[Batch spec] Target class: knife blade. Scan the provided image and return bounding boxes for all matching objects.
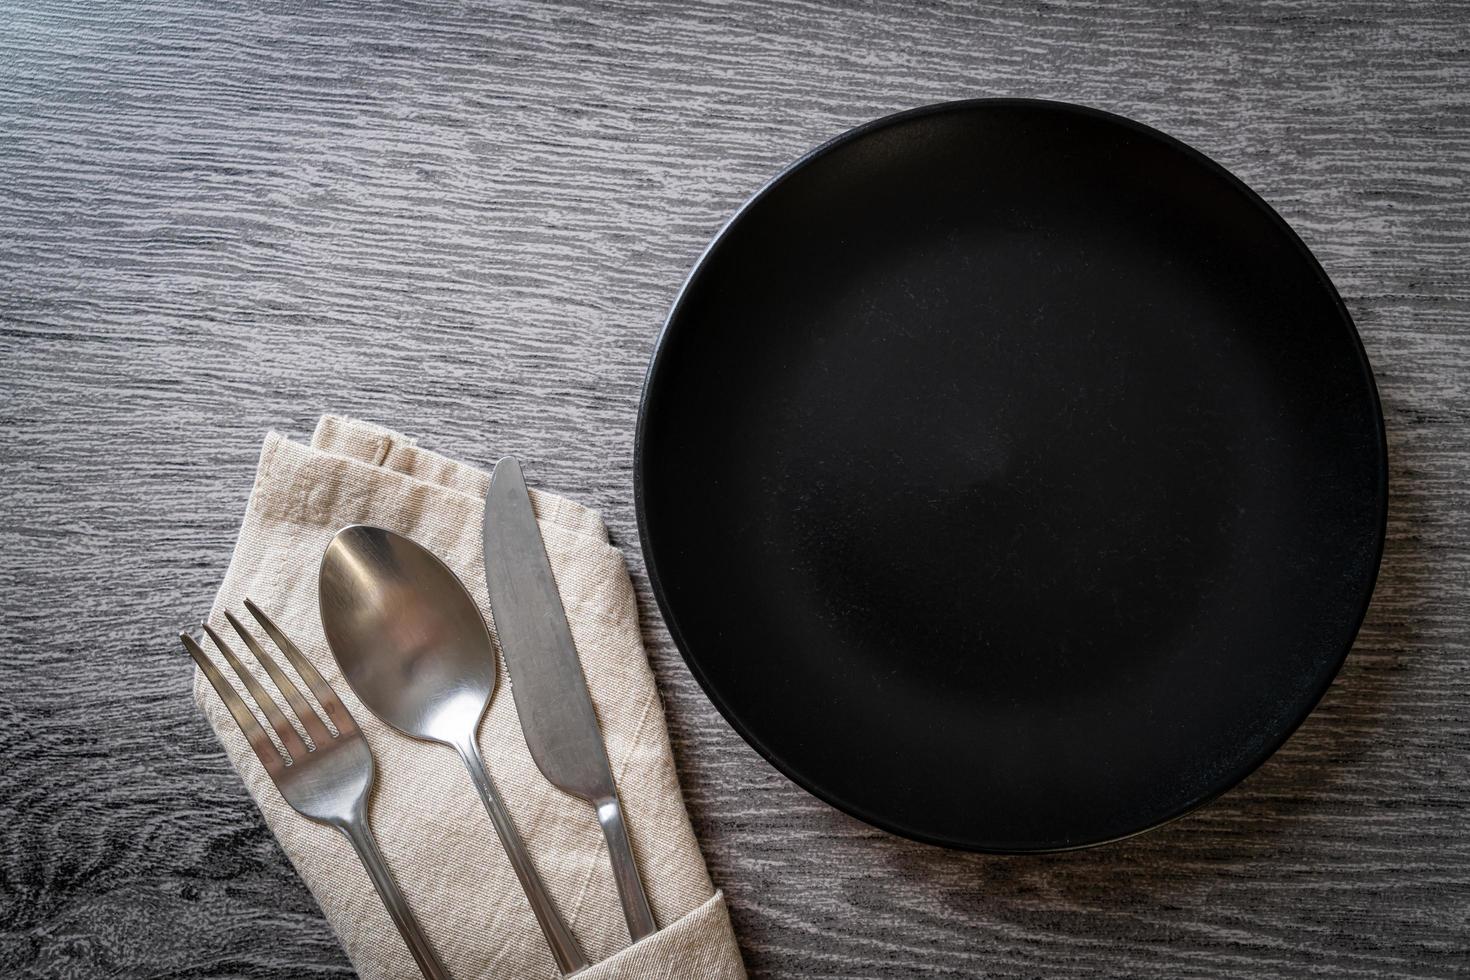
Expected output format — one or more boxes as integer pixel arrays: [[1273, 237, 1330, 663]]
[[482, 456, 657, 943]]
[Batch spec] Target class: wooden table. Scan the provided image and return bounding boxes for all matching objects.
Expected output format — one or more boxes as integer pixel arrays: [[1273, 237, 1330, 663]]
[[3, 2, 1467, 977]]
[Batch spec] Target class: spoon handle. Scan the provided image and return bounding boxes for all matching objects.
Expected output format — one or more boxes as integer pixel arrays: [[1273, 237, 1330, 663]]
[[455, 737, 589, 975]]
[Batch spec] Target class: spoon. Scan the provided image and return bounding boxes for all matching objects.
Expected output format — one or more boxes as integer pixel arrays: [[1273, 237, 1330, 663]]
[[318, 524, 588, 976]]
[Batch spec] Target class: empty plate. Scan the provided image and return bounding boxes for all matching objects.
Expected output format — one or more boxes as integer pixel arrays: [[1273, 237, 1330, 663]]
[[635, 99, 1386, 851]]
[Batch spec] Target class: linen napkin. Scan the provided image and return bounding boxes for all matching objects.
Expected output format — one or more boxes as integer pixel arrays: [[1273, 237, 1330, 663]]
[[191, 416, 746, 979]]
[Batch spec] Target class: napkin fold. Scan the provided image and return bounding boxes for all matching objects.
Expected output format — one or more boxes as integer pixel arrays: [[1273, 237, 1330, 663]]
[[191, 416, 745, 979]]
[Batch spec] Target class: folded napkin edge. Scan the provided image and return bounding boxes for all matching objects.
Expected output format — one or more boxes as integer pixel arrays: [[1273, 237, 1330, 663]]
[[304, 415, 612, 545], [574, 889, 746, 980], [258, 428, 614, 551]]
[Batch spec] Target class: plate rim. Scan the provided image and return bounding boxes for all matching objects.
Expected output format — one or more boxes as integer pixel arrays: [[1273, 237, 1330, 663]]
[[633, 97, 1389, 852]]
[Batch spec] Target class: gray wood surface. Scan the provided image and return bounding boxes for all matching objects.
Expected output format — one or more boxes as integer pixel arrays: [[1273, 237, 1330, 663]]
[[3, 1, 1467, 977]]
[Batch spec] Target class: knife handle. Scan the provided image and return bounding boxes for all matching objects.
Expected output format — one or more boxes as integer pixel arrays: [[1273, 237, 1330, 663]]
[[595, 794, 657, 942]]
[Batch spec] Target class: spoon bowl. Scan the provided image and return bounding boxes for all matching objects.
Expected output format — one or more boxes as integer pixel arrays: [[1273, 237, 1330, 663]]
[[319, 525, 495, 747]]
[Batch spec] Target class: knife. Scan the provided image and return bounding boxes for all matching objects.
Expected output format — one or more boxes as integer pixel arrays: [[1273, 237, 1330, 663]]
[[482, 456, 658, 944]]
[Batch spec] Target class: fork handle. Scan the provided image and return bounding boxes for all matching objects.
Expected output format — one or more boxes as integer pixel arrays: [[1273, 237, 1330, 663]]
[[339, 815, 452, 980]]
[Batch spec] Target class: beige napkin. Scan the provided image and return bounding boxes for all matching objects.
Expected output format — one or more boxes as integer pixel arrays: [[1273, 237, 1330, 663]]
[[191, 416, 746, 980]]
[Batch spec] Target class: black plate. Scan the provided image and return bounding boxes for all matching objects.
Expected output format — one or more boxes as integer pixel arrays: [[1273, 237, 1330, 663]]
[[635, 100, 1387, 852]]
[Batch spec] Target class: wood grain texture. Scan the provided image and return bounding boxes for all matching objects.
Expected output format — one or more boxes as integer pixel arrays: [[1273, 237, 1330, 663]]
[[2, 0, 1467, 977]]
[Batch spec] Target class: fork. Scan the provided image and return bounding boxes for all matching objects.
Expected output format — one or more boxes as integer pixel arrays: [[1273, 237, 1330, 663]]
[[182, 599, 451, 980]]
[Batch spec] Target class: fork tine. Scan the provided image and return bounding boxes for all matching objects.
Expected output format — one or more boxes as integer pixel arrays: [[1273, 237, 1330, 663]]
[[224, 610, 337, 745], [242, 599, 357, 738], [181, 632, 288, 775], [203, 623, 310, 761]]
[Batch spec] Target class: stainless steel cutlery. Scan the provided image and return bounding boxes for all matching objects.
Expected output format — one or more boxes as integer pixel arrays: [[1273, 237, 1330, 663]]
[[483, 456, 657, 942], [318, 524, 590, 976], [181, 601, 451, 980], [185, 463, 651, 974]]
